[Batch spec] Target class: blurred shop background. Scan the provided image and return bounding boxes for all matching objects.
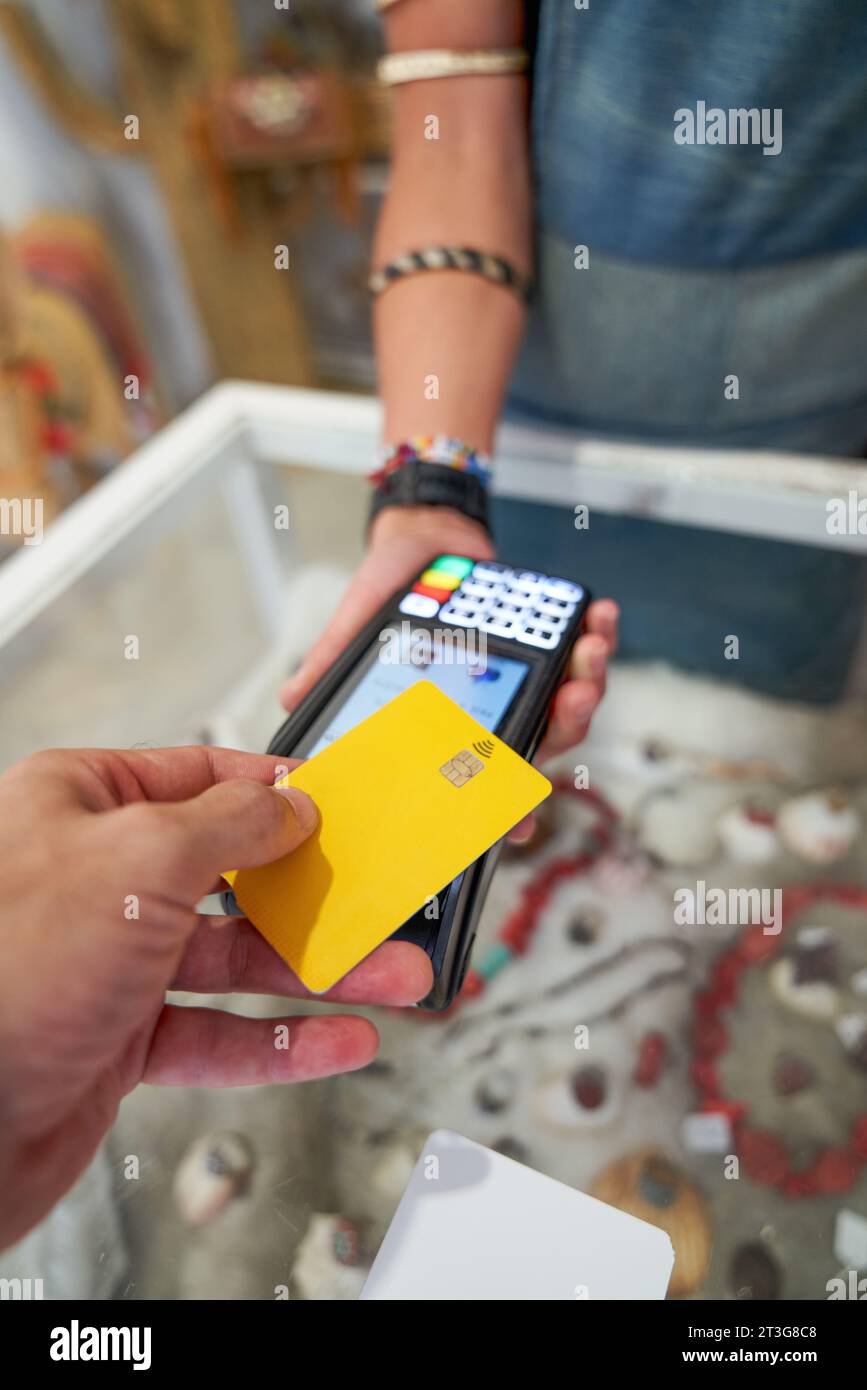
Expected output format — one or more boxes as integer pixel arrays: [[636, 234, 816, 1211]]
[[0, 0, 383, 538], [1, 0, 867, 1306]]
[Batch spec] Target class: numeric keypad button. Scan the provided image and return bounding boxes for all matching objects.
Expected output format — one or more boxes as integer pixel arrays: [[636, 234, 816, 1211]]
[[399, 592, 440, 618], [472, 562, 514, 584], [516, 620, 561, 650], [504, 583, 539, 606], [514, 571, 546, 592], [541, 578, 584, 603], [439, 600, 491, 627], [461, 578, 506, 602], [535, 596, 577, 620], [481, 614, 521, 638], [526, 608, 568, 631]]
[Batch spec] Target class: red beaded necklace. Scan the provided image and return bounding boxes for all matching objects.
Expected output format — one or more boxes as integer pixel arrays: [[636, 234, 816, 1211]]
[[691, 882, 867, 1198], [460, 780, 619, 1002], [429, 785, 867, 1191]]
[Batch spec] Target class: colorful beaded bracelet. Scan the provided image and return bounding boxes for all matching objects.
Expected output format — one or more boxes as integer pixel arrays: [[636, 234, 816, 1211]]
[[369, 435, 492, 488]]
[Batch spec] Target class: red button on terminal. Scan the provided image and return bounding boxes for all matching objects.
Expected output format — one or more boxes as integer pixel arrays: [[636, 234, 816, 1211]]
[[413, 582, 454, 604]]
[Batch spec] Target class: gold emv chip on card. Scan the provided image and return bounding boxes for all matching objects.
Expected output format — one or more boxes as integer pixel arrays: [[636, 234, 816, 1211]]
[[439, 749, 485, 787]]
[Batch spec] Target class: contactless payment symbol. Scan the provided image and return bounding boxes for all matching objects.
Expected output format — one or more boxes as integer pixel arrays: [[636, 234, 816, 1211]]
[[473, 738, 495, 759], [440, 748, 486, 788]]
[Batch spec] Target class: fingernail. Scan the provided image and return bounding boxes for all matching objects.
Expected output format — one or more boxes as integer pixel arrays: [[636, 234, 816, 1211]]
[[274, 785, 319, 833]]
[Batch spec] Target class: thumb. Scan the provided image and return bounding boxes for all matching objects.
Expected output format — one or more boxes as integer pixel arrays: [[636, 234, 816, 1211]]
[[125, 779, 319, 904]]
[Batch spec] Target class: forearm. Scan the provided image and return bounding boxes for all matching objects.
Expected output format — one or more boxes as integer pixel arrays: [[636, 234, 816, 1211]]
[[282, 7, 617, 720], [374, 0, 531, 452]]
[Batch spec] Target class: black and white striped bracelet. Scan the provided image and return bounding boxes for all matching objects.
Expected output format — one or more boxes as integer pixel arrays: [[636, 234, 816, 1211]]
[[369, 247, 533, 306]]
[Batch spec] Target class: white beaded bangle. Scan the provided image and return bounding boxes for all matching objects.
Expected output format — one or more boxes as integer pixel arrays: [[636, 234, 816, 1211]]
[[377, 48, 528, 86]]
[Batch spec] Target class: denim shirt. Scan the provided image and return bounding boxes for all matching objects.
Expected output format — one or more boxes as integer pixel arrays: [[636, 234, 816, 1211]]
[[511, 0, 867, 456], [499, 1, 867, 701]]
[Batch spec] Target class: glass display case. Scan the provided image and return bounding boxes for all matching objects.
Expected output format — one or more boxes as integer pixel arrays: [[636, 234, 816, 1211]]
[[1, 382, 866, 1301]]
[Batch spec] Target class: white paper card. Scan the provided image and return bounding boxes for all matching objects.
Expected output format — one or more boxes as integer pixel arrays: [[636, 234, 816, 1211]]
[[360, 1130, 675, 1301]]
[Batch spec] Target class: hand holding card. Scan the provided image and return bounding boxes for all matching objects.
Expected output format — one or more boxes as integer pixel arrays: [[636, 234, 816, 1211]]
[[225, 681, 551, 994]]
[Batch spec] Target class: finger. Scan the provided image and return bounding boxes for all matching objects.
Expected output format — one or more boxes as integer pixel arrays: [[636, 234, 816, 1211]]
[[536, 678, 601, 762], [172, 920, 433, 1005], [568, 631, 609, 689], [98, 747, 304, 804], [585, 598, 620, 655], [116, 779, 318, 902], [537, 629, 610, 766], [143, 1005, 380, 1085], [506, 813, 536, 844]]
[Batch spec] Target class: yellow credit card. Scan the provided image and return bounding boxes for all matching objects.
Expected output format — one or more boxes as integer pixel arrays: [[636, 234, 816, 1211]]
[[225, 680, 551, 994]]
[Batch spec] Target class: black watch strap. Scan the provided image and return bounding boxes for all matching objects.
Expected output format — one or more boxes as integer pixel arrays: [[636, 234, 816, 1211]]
[[368, 459, 491, 533]]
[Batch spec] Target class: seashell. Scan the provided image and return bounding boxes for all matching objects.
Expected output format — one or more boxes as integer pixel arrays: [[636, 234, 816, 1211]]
[[851, 967, 867, 999], [173, 1131, 254, 1227], [474, 1068, 517, 1114], [833, 1208, 867, 1271], [835, 1013, 867, 1073], [608, 738, 693, 783], [571, 1066, 607, 1110], [292, 1214, 366, 1301], [716, 803, 779, 864], [491, 1135, 530, 1165], [590, 1150, 713, 1298], [565, 907, 604, 946], [534, 1065, 619, 1132], [729, 1242, 782, 1300], [792, 926, 838, 984], [370, 1143, 418, 1206], [639, 792, 719, 868], [768, 957, 839, 1022], [777, 789, 859, 865]]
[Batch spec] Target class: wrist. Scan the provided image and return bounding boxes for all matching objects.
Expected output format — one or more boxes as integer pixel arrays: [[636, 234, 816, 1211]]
[[369, 504, 494, 558], [369, 454, 492, 538]]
